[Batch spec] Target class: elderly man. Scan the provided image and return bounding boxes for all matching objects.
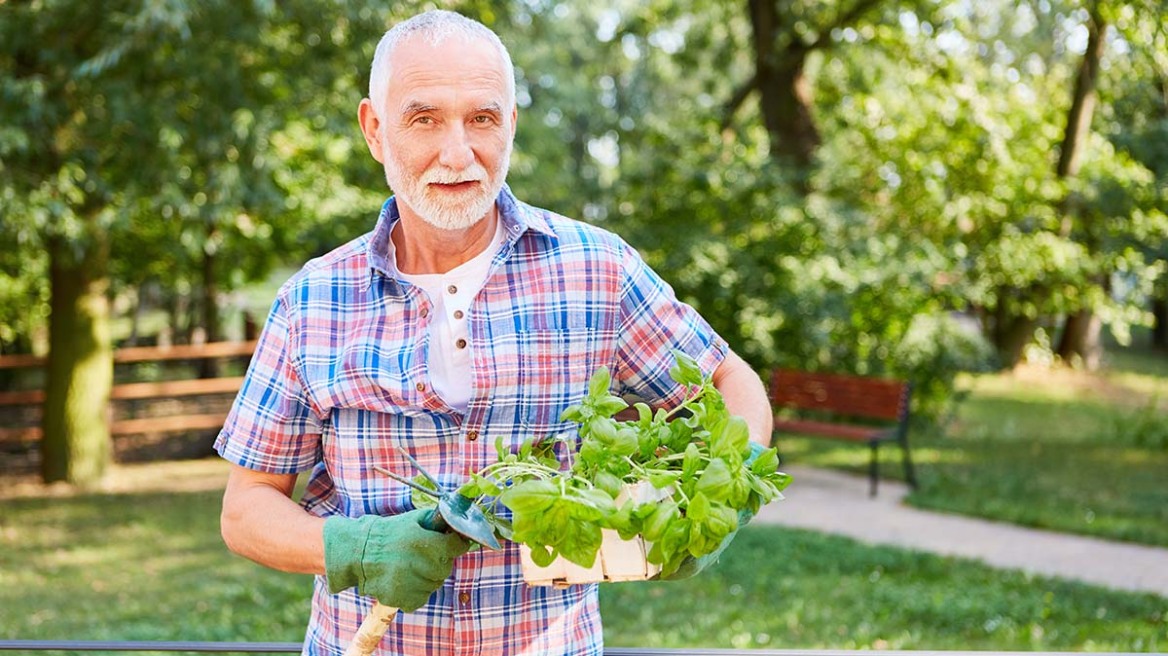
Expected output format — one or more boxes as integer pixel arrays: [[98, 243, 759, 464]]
[[216, 9, 772, 656]]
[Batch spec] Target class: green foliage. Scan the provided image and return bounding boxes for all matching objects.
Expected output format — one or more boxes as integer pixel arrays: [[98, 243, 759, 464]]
[[462, 352, 789, 576], [2, 0, 1166, 428], [891, 313, 999, 419]]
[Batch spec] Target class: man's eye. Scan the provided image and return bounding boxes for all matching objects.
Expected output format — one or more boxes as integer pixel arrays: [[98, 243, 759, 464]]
[[473, 115, 492, 124], [416, 116, 433, 125]]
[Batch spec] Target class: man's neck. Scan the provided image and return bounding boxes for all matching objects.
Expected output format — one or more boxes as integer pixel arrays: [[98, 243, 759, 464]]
[[391, 206, 499, 275]]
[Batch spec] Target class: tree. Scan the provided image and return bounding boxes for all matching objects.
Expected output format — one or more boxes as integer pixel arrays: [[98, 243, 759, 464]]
[[724, 0, 937, 176], [0, 0, 392, 485], [1053, 1, 1108, 368]]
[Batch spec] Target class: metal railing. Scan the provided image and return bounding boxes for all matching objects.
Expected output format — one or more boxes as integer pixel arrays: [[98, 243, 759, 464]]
[[0, 644, 1153, 656]]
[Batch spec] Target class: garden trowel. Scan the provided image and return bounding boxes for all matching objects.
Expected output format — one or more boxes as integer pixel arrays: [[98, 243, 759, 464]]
[[344, 447, 500, 656]]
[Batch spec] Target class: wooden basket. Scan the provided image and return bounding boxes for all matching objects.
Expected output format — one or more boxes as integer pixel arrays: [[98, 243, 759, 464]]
[[520, 482, 672, 587]]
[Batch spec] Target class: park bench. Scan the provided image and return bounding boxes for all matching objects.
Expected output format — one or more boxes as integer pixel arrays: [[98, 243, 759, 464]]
[[769, 368, 917, 497]]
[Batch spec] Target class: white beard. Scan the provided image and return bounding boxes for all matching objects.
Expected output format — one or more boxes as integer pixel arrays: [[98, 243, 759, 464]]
[[383, 139, 512, 231]]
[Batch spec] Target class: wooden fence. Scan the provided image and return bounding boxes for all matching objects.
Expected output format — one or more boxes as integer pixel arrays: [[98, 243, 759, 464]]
[[0, 341, 256, 447]]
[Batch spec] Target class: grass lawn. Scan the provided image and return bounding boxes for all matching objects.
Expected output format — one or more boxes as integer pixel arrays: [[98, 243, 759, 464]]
[[780, 346, 1168, 547], [1, 460, 1165, 653]]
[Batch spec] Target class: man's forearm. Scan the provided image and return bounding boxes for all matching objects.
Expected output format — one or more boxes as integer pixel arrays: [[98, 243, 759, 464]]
[[712, 350, 774, 446], [221, 464, 327, 575]]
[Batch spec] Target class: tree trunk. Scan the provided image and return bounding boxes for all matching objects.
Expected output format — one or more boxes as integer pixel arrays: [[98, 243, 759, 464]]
[[41, 228, 113, 487], [748, 0, 820, 170], [1054, 6, 1108, 366], [198, 224, 221, 378], [1056, 7, 1106, 183], [990, 307, 1037, 369], [1056, 310, 1103, 368], [1152, 294, 1167, 350]]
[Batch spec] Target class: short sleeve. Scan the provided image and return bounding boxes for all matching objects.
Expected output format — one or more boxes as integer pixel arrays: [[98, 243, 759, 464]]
[[614, 242, 728, 407], [215, 295, 324, 474]]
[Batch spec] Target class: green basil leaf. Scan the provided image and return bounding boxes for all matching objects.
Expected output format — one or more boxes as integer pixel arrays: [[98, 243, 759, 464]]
[[559, 404, 585, 423], [750, 446, 780, 476], [695, 458, 733, 502], [637, 425, 660, 459], [593, 395, 629, 417], [499, 478, 559, 514], [587, 366, 612, 398], [720, 416, 751, 460], [577, 439, 608, 470], [668, 350, 704, 387], [635, 402, 652, 426], [558, 521, 603, 568], [682, 442, 702, 480], [612, 427, 639, 457], [587, 416, 619, 444], [576, 487, 618, 515], [708, 503, 739, 536], [593, 471, 624, 498], [648, 471, 681, 489], [642, 499, 678, 542], [665, 420, 693, 453], [606, 500, 635, 535], [529, 545, 557, 568], [687, 491, 711, 522]]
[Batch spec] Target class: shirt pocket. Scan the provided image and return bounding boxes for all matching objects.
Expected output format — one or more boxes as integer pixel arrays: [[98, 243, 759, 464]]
[[518, 327, 613, 435]]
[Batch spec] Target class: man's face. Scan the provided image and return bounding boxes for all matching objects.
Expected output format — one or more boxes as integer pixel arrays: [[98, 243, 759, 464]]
[[366, 34, 515, 231]]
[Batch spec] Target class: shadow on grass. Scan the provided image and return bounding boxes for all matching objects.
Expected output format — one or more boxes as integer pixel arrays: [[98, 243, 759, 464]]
[[600, 525, 1168, 651]]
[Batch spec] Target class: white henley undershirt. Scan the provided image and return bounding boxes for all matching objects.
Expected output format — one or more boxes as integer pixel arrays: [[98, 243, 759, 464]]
[[390, 218, 505, 414]]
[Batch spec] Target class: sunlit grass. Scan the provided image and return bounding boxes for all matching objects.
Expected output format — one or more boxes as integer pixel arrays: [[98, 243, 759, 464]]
[[602, 527, 1167, 651], [781, 346, 1168, 547], [2, 477, 1164, 652], [0, 486, 312, 645]]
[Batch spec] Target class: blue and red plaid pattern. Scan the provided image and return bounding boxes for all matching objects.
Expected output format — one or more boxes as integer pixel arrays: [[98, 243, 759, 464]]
[[215, 186, 728, 656]]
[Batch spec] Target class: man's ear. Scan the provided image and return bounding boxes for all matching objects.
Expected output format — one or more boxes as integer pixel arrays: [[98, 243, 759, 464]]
[[510, 105, 518, 140], [358, 98, 385, 164]]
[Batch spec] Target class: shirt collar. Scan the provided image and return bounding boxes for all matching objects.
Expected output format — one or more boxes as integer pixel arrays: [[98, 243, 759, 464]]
[[365, 183, 556, 287]]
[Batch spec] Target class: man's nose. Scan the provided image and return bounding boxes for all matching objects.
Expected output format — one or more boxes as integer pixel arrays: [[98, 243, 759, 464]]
[[438, 124, 475, 171]]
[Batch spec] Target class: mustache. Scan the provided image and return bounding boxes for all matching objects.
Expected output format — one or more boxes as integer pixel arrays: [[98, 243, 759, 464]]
[[422, 165, 488, 185]]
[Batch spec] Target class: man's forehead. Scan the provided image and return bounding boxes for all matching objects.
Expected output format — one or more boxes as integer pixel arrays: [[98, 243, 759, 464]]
[[388, 32, 506, 86]]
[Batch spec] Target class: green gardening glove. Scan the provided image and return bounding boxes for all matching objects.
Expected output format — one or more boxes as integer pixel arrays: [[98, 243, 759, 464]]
[[323, 509, 471, 612], [656, 442, 768, 581]]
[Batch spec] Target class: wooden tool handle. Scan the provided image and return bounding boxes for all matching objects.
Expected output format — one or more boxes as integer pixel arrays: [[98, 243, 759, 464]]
[[343, 601, 399, 656]]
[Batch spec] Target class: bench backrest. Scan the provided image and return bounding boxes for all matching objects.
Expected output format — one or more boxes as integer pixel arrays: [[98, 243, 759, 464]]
[[769, 369, 910, 422]]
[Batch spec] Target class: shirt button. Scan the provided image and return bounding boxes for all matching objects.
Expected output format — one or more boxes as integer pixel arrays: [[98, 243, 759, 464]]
[[453, 310, 464, 320], [466, 430, 479, 442], [416, 382, 426, 392], [458, 592, 470, 605], [455, 338, 467, 349], [447, 285, 458, 294], [420, 307, 429, 318]]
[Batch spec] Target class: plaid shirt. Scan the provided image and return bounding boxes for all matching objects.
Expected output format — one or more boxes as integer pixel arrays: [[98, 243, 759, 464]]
[[215, 186, 727, 656]]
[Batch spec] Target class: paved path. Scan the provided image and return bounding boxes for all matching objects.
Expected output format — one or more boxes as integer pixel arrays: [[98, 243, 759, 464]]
[[752, 465, 1168, 598]]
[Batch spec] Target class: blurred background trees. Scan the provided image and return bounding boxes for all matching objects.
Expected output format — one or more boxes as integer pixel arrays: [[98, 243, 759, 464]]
[[2, 0, 1165, 485]]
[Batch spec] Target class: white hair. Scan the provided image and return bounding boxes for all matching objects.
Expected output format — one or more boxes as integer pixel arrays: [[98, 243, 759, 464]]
[[368, 10, 516, 120]]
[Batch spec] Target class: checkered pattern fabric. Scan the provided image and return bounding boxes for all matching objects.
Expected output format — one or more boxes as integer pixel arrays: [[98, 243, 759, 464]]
[[215, 186, 728, 656]]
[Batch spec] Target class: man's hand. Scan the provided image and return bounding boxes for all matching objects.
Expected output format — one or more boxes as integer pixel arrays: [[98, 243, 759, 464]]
[[323, 509, 471, 611]]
